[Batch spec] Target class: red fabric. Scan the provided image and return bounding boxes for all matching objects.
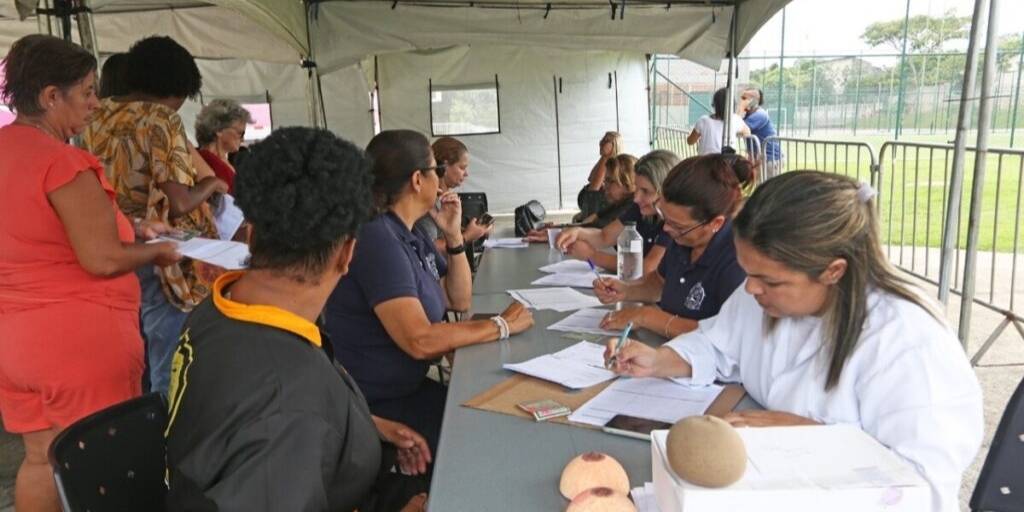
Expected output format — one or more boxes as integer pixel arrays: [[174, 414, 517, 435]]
[[0, 125, 144, 432], [198, 148, 235, 194], [0, 125, 138, 310]]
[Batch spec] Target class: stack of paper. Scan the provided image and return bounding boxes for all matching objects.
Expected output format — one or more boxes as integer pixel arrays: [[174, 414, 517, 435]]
[[539, 259, 594, 274], [547, 308, 621, 336], [509, 287, 602, 312], [534, 258, 612, 288], [483, 237, 529, 249], [568, 378, 724, 427], [502, 341, 617, 389], [157, 237, 251, 270]]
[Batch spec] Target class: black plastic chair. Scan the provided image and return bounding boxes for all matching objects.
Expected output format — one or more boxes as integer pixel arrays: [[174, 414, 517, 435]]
[[48, 393, 169, 512], [970, 374, 1024, 512], [458, 192, 489, 273]]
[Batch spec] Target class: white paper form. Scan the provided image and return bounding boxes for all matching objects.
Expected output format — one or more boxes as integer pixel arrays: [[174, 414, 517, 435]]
[[547, 308, 621, 336], [509, 287, 603, 312], [631, 483, 660, 512], [212, 194, 245, 241], [158, 237, 251, 270], [569, 378, 723, 427], [483, 237, 529, 249], [538, 259, 594, 274], [531, 272, 610, 288], [502, 341, 618, 389]]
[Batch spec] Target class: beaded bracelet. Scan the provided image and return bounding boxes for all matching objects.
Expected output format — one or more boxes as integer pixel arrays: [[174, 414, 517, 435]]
[[491, 315, 510, 340]]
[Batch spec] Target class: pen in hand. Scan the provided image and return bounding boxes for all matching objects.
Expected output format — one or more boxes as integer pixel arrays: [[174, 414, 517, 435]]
[[606, 322, 634, 369], [587, 259, 611, 292]]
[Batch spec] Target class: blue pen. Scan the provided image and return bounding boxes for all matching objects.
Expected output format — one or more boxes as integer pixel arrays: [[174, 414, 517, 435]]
[[587, 259, 610, 292], [607, 322, 634, 369]]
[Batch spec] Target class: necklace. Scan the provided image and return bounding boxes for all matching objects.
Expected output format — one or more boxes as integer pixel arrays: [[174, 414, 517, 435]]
[[13, 118, 64, 141]]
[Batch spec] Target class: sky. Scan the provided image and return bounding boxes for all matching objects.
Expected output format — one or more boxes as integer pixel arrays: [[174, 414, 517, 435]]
[[744, 0, 1024, 68]]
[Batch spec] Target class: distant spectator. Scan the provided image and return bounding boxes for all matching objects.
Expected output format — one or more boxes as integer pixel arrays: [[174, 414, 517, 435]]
[[688, 87, 750, 155], [739, 88, 784, 179], [577, 130, 623, 220], [98, 53, 129, 99], [195, 98, 253, 194]]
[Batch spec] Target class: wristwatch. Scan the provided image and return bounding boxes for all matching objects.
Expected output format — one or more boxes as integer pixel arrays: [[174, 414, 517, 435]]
[[446, 242, 467, 255]]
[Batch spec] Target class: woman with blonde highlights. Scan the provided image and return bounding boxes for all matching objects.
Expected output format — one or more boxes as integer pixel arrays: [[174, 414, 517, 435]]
[[606, 171, 982, 512]]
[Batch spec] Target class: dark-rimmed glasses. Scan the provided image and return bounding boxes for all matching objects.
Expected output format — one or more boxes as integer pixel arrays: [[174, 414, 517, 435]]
[[422, 164, 447, 179], [654, 199, 706, 237]]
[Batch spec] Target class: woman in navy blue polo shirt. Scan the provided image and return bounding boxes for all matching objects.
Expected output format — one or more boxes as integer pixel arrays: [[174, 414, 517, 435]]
[[594, 154, 754, 339], [325, 130, 534, 457]]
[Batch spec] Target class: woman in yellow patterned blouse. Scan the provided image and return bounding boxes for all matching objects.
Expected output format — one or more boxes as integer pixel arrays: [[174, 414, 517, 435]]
[[83, 36, 227, 396]]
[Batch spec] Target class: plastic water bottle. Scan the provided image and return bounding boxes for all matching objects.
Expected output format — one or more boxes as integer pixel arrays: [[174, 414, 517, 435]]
[[617, 222, 643, 281]]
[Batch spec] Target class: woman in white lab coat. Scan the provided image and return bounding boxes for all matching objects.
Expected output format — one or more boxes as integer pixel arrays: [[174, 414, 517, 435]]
[[606, 171, 982, 512]]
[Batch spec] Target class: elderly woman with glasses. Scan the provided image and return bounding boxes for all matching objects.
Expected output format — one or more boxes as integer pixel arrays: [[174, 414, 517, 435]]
[[324, 130, 534, 458], [194, 98, 253, 195], [594, 154, 755, 339], [556, 150, 680, 275]]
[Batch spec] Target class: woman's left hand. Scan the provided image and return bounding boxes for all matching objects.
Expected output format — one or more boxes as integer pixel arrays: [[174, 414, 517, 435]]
[[430, 190, 463, 239], [374, 417, 433, 475], [600, 305, 648, 330], [462, 218, 492, 243], [721, 410, 821, 428]]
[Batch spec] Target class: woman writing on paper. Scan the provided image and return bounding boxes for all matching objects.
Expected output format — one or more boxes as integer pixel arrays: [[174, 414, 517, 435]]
[[555, 150, 679, 275], [325, 130, 534, 456], [605, 171, 982, 512], [594, 154, 754, 339]]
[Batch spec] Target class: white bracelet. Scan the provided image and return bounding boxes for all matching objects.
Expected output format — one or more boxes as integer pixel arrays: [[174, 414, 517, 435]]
[[664, 315, 678, 337], [491, 315, 509, 340]]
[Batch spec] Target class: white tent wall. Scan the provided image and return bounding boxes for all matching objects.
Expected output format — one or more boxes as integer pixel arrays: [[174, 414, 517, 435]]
[[375, 45, 650, 213], [321, 64, 375, 147]]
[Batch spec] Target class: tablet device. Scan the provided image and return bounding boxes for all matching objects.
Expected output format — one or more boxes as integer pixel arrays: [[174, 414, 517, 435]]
[[601, 414, 672, 441]]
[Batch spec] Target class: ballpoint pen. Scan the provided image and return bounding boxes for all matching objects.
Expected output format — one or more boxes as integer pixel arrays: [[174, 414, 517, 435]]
[[587, 258, 611, 292], [606, 322, 634, 369]]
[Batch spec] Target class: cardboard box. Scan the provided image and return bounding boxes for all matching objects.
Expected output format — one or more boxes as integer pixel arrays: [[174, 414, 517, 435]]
[[651, 424, 931, 512]]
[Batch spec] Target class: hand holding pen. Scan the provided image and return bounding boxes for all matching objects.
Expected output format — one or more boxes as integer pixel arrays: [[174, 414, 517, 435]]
[[606, 322, 633, 369], [604, 328, 660, 378]]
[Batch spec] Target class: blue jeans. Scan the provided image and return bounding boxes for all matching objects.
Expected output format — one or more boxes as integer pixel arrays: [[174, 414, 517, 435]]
[[136, 266, 188, 396]]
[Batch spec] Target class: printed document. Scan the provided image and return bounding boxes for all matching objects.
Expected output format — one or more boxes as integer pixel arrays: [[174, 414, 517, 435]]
[[531, 272, 608, 289], [157, 237, 250, 270], [503, 341, 617, 389], [569, 378, 723, 426], [547, 308, 621, 336], [483, 237, 529, 249], [509, 287, 603, 312], [539, 259, 594, 274]]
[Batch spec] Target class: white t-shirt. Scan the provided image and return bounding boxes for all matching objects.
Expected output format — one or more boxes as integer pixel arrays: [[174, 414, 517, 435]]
[[692, 114, 748, 155], [668, 286, 983, 512]]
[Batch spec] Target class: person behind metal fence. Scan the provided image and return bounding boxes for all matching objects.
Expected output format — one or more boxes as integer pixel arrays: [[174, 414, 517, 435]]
[[688, 87, 751, 155], [0, 34, 180, 512], [165, 127, 431, 512], [324, 129, 534, 458], [605, 171, 982, 512], [82, 35, 229, 397], [556, 150, 681, 275], [593, 154, 754, 339], [739, 88, 784, 179]]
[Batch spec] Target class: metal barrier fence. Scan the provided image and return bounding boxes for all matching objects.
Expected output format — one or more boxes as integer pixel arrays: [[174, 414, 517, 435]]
[[652, 126, 697, 160], [653, 128, 1024, 364], [878, 142, 1024, 364]]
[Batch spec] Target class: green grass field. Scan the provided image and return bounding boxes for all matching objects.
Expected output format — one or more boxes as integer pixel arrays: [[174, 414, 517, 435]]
[[775, 132, 1024, 253]]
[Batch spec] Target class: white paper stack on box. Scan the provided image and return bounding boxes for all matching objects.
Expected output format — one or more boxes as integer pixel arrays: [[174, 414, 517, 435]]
[[650, 424, 930, 512]]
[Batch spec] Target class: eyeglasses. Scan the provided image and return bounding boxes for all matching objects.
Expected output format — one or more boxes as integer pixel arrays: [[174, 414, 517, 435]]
[[229, 126, 246, 139], [422, 164, 447, 179], [654, 200, 707, 237]]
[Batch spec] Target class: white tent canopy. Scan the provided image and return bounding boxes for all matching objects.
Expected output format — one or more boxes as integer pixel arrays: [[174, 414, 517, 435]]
[[3, 0, 792, 211]]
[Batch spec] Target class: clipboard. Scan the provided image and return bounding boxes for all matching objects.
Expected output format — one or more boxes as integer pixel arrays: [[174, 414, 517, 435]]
[[463, 373, 747, 428]]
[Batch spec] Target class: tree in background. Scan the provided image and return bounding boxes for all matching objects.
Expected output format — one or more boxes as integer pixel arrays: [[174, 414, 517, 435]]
[[861, 10, 970, 86]]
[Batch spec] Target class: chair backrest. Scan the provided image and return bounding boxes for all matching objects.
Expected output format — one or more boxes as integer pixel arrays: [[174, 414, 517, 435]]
[[48, 393, 169, 512], [458, 192, 489, 229], [970, 374, 1024, 512]]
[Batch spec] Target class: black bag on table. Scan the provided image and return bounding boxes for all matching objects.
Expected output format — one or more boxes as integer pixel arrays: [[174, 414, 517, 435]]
[[514, 200, 547, 237]]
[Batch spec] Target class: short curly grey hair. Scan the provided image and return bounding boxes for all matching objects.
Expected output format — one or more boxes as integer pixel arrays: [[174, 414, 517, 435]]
[[195, 98, 253, 146]]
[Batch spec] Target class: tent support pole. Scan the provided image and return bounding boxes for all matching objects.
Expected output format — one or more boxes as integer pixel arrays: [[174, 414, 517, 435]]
[[938, 0, 986, 317], [36, 0, 54, 36], [75, 0, 101, 66], [723, 3, 739, 150], [958, 0, 1001, 347], [304, 1, 326, 128]]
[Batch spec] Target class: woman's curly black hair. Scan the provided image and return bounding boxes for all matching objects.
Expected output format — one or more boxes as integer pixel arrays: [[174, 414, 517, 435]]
[[234, 127, 374, 281], [124, 36, 202, 99]]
